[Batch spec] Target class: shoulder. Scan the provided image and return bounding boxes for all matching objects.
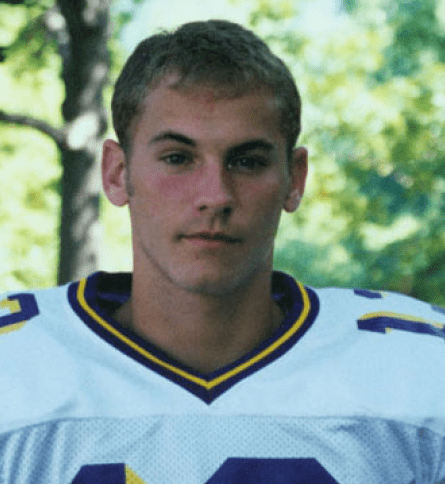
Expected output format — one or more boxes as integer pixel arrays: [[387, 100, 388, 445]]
[[0, 272, 136, 431], [306, 285, 445, 356], [0, 282, 87, 430], [312, 285, 445, 338], [301, 285, 445, 426], [0, 284, 70, 336], [0, 282, 76, 372]]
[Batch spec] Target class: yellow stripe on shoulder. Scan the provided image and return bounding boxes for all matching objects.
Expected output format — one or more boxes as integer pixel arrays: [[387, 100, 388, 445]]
[[360, 311, 444, 329]]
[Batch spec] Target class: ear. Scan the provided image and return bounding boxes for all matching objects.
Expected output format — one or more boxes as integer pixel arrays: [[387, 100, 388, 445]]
[[101, 139, 129, 207], [283, 146, 308, 213]]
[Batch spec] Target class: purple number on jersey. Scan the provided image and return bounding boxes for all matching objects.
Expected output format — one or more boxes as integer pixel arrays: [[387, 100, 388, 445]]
[[72, 464, 126, 483], [72, 459, 338, 483], [0, 293, 39, 330], [207, 458, 338, 483]]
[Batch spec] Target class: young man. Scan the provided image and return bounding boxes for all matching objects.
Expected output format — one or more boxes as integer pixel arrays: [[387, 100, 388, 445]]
[[0, 20, 444, 484]]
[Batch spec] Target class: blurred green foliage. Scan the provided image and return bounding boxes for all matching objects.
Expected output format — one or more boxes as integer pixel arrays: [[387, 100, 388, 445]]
[[0, 0, 130, 290], [255, 0, 445, 304], [0, 0, 444, 306], [0, 1, 62, 290]]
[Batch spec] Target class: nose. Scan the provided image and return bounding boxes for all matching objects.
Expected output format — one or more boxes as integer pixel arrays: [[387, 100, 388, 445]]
[[194, 161, 234, 215]]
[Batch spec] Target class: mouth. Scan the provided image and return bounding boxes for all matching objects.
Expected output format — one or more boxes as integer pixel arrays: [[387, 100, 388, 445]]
[[182, 232, 242, 245]]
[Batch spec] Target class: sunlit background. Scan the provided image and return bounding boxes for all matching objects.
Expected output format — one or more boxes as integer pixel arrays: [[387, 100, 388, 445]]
[[1, 0, 444, 304]]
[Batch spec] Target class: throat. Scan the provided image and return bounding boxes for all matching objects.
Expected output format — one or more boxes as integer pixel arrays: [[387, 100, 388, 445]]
[[112, 297, 285, 374]]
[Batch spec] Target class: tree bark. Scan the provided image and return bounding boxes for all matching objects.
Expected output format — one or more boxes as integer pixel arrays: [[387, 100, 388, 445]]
[[0, 110, 66, 149], [0, 1, 111, 285], [56, 0, 110, 284]]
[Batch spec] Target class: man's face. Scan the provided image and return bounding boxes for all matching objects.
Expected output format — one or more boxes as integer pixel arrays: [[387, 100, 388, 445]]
[[103, 79, 307, 296]]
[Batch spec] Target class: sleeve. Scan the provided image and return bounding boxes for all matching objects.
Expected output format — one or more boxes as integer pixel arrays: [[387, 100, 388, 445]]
[[355, 288, 445, 342], [0, 291, 40, 335]]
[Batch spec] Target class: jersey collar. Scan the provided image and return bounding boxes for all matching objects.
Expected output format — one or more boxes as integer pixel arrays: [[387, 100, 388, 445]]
[[68, 271, 319, 404]]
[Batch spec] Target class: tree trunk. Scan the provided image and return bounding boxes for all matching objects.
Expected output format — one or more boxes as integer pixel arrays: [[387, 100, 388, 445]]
[[56, 0, 110, 285]]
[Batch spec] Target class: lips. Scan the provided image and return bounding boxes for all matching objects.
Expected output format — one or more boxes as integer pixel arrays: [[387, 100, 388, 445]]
[[182, 232, 241, 244]]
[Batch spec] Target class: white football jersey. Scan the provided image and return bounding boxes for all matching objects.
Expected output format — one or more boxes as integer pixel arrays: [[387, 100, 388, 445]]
[[1, 271, 444, 483]]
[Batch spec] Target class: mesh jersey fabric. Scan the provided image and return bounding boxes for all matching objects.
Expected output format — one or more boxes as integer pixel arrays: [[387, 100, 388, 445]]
[[1, 271, 444, 483]]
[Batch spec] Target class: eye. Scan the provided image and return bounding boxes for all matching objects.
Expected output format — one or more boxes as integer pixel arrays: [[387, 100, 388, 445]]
[[162, 153, 190, 166], [227, 156, 268, 171]]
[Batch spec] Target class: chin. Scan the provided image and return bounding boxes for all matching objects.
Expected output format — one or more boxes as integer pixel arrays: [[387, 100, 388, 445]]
[[176, 276, 239, 296], [172, 265, 262, 296]]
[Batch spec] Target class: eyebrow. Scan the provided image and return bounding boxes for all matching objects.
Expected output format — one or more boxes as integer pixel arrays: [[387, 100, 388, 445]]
[[149, 131, 275, 155], [227, 140, 275, 158], [149, 131, 196, 147]]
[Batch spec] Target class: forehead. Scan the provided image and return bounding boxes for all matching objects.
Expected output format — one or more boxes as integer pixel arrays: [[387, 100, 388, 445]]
[[133, 78, 284, 145]]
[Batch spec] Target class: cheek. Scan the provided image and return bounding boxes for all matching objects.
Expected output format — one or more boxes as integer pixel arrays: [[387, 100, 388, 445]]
[[129, 171, 194, 225], [242, 178, 286, 215], [240, 182, 286, 242], [156, 175, 194, 200]]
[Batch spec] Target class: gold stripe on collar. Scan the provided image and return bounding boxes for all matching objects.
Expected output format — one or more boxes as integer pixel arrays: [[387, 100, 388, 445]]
[[76, 278, 311, 390]]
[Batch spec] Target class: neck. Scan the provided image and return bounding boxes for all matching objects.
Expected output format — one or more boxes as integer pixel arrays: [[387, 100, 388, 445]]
[[113, 269, 284, 374]]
